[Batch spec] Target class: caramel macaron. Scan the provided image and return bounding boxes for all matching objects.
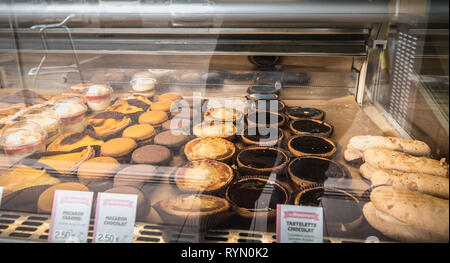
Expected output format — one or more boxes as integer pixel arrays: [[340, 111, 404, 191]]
[[150, 101, 174, 112], [100, 137, 137, 162], [77, 157, 121, 191], [158, 92, 183, 102], [122, 124, 156, 145], [138, 111, 168, 128], [37, 182, 88, 213]]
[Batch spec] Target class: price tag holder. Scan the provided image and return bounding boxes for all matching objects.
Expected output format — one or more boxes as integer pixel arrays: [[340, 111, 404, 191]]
[[276, 204, 323, 243], [0, 186, 3, 208], [92, 192, 138, 243], [48, 190, 94, 243]]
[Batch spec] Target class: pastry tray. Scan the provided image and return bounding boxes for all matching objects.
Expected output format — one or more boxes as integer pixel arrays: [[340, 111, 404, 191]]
[[0, 84, 401, 243]]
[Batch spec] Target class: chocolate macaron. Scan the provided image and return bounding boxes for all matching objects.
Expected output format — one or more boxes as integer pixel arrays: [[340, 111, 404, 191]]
[[131, 144, 172, 165]]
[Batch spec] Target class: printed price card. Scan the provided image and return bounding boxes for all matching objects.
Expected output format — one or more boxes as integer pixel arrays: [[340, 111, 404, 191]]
[[92, 192, 138, 243], [0, 186, 3, 208], [276, 204, 323, 243], [48, 190, 94, 243]]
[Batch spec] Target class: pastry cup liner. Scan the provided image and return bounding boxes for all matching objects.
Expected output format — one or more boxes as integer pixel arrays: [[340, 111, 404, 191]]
[[153, 200, 235, 230], [239, 126, 285, 147], [245, 111, 287, 128], [288, 118, 334, 137], [287, 156, 352, 189], [293, 183, 363, 232], [236, 146, 290, 176], [225, 176, 290, 222], [287, 135, 337, 159]]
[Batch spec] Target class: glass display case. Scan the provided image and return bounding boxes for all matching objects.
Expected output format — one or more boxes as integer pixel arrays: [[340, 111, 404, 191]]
[[0, 0, 448, 243]]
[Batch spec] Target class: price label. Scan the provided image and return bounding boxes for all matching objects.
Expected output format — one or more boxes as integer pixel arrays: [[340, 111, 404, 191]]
[[0, 186, 3, 208], [276, 204, 323, 243], [95, 232, 118, 243], [92, 192, 137, 243], [48, 190, 94, 243]]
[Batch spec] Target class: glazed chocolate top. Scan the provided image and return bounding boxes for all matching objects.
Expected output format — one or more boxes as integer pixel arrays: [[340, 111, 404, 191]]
[[289, 157, 343, 183], [248, 85, 280, 94], [247, 93, 278, 100], [290, 136, 334, 154], [239, 148, 287, 169], [247, 112, 284, 125], [243, 127, 282, 142], [291, 120, 331, 134], [287, 107, 323, 119], [297, 187, 361, 223], [228, 179, 286, 211]]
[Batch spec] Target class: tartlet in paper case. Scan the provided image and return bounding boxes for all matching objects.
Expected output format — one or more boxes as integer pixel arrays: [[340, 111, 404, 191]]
[[287, 156, 352, 188], [153, 194, 234, 230], [294, 184, 363, 233], [236, 146, 289, 176], [225, 176, 290, 221]]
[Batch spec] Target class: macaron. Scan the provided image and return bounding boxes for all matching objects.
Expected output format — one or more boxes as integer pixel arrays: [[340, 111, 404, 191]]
[[37, 182, 88, 213], [122, 124, 156, 145], [154, 130, 189, 149], [131, 144, 172, 165], [77, 157, 121, 191], [114, 164, 158, 188], [138, 111, 168, 128], [100, 137, 137, 163], [158, 92, 183, 102], [150, 101, 174, 112]]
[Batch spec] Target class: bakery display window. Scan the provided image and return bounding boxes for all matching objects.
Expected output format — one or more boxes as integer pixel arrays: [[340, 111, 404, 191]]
[[0, 0, 448, 243]]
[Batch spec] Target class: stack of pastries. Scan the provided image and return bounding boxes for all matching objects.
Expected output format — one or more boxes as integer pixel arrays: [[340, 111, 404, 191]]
[[344, 135, 449, 242]]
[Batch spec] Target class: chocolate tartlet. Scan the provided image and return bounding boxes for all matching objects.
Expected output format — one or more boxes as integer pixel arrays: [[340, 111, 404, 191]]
[[174, 159, 234, 194], [288, 156, 351, 188], [247, 85, 282, 95], [184, 137, 236, 163], [155, 194, 232, 229], [246, 111, 287, 128], [245, 93, 279, 102], [288, 119, 333, 137], [285, 106, 324, 120], [225, 177, 289, 221], [294, 184, 362, 232], [87, 111, 131, 140], [240, 126, 284, 147], [250, 100, 286, 113], [161, 118, 191, 132], [288, 135, 337, 158], [236, 146, 289, 176]]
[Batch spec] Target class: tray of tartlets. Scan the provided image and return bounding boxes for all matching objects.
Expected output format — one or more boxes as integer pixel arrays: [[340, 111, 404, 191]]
[[0, 73, 448, 243]]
